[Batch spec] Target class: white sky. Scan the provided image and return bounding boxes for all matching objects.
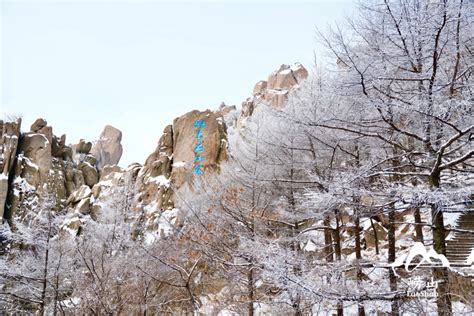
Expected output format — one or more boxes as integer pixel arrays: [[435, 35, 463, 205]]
[[1, 0, 355, 166]]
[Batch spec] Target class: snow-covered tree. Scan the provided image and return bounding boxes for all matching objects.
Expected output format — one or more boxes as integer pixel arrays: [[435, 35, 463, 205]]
[[271, 0, 474, 314], [0, 196, 74, 315]]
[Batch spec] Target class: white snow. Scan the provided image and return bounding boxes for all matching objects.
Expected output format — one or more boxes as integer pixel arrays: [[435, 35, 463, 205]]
[[444, 212, 461, 228], [267, 88, 288, 95], [156, 208, 179, 238], [24, 157, 39, 170], [147, 175, 170, 187], [303, 240, 317, 252], [172, 161, 186, 168], [467, 249, 474, 265], [97, 179, 113, 187], [61, 297, 81, 308], [290, 62, 303, 71], [13, 176, 36, 193], [25, 133, 49, 144], [113, 172, 123, 181], [144, 232, 157, 245]]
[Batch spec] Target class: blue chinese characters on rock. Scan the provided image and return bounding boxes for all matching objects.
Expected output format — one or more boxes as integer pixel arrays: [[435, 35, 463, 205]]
[[194, 119, 206, 175]]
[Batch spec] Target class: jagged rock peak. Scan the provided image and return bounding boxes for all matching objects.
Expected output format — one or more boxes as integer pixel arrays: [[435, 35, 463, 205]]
[[242, 62, 308, 118], [90, 125, 123, 169], [0, 117, 101, 224], [30, 118, 47, 132]]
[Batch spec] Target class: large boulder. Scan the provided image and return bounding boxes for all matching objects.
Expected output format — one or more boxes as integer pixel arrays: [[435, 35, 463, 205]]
[[267, 63, 308, 90], [90, 125, 123, 169], [30, 118, 47, 132], [19, 133, 52, 176], [137, 124, 174, 211], [171, 109, 227, 187], [79, 161, 99, 187], [66, 185, 92, 204], [135, 109, 228, 217], [74, 139, 92, 155]]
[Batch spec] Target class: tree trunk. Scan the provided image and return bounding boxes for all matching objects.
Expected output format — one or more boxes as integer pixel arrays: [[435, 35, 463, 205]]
[[354, 211, 365, 316], [333, 211, 342, 261], [370, 218, 379, 255], [324, 216, 334, 262], [388, 208, 399, 316], [430, 172, 452, 316], [53, 272, 59, 316], [432, 204, 452, 316], [332, 211, 344, 315], [413, 207, 424, 244], [247, 267, 254, 316]]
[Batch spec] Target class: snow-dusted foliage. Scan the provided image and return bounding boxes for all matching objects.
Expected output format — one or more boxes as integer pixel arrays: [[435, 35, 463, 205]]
[[176, 0, 473, 314], [1, 0, 472, 314], [0, 197, 74, 315]]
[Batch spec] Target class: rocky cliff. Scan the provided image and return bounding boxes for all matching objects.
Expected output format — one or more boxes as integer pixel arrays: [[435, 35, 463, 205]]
[[1, 119, 97, 224], [241, 63, 308, 118], [62, 109, 229, 236], [1, 63, 305, 235]]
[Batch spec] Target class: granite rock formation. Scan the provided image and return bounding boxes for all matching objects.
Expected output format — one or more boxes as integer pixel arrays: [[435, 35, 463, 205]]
[[0, 118, 101, 224], [241, 63, 308, 120], [1, 63, 303, 233], [131, 109, 228, 233], [61, 109, 228, 235], [0, 119, 21, 221], [90, 125, 123, 169]]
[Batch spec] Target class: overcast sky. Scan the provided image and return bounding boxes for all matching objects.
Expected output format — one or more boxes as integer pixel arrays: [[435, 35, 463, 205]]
[[1, 0, 355, 166]]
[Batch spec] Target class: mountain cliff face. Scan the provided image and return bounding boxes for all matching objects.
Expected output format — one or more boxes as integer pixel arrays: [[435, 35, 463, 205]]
[[0, 118, 125, 227], [0, 63, 306, 235], [61, 110, 231, 238], [9, 63, 303, 236]]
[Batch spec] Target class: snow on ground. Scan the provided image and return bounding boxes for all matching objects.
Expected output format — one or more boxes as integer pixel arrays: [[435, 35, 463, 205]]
[[12, 176, 36, 196], [147, 175, 170, 187], [156, 208, 180, 238], [444, 212, 462, 228], [173, 161, 186, 168], [143, 205, 181, 243], [467, 249, 474, 266], [60, 297, 81, 309]]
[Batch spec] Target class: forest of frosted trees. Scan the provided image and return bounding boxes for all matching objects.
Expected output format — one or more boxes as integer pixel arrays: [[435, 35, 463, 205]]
[[1, 0, 473, 314]]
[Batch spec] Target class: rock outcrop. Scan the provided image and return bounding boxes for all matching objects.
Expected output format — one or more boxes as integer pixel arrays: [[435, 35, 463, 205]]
[[61, 109, 228, 235], [0, 118, 101, 224], [90, 125, 123, 169], [241, 63, 308, 119], [0, 119, 21, 221], [135, 110, 228, 214], [2, 63, 303, 233]]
